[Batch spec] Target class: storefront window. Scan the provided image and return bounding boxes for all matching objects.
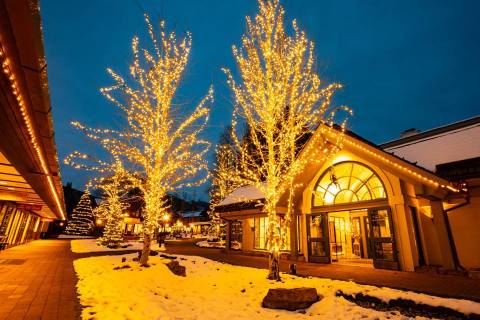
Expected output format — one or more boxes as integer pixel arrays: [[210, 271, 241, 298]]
[[0, 204, 14, 237], [230, 221, 242, 250], [374, 242, 394, 260], [313, 162, 386, 206], [370, 209, 395, 262], [371, 210, 391, 238]]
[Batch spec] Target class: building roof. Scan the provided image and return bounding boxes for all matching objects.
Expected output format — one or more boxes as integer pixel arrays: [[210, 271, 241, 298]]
[[380, 116, 480, 172], [380, 116, 480, 149], [218, 184, 265, 206], [218, 121, 464, 212]]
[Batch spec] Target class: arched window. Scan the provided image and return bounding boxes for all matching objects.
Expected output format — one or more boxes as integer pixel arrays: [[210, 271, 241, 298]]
[[313, 162, 386, 206]]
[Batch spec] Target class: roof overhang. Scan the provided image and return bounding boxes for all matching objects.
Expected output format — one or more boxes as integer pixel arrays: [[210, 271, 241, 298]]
[[0, 0, 65, 219], [293, 124, 463, 197]]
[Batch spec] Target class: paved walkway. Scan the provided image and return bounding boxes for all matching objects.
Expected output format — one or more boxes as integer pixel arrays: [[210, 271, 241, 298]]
[[0, 240, 80, 320], [165, 240, 480, 302], [2, 239, 480, 320]]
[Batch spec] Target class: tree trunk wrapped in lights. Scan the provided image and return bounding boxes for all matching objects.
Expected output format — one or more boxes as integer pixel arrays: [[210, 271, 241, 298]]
[[93, 15, 211, 266], [64, 190, 95, 236], [223, 0, 351, 280]]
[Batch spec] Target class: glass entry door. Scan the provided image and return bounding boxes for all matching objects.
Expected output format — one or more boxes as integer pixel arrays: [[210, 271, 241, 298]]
[[368, 208, 399, 270], [307, 214, 330, 263]]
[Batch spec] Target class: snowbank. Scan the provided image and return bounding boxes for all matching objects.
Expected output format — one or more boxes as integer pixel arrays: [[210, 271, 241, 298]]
[[58, 234, 95, 239], [73, 253, 480, 319], [196, 240, 225, 249], [70, 239, 164, 253], [340, 285, 480, 316]]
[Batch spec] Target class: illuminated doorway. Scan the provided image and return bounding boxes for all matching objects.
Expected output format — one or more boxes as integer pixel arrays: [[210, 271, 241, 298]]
[[328, 210, 373, 267], [309, 162, 399, 270]]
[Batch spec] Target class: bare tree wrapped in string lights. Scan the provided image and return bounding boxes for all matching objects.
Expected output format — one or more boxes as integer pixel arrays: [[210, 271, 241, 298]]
[[66, 15, 212, 266], [223, 0, 351, 280]]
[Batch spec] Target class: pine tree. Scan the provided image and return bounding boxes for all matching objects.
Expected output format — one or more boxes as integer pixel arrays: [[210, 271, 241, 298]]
[[64, 191, 95, 236]]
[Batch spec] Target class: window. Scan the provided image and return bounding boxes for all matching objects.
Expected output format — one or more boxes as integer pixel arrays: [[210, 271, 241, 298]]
[[370, 209, 395, 261], [254, 217, 268, 249], [230, 221, 243, 250], [313, 162, 386, 206], [254, 217, 290, 251]]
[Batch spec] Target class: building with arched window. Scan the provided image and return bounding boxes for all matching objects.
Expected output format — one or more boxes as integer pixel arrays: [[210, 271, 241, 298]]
[[218, 116, 480, 275]]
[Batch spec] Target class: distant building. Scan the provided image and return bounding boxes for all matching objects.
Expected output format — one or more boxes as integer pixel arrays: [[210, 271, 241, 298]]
[[218, 116, 480, 275], [176, 210, 209, 225], [0, 0, 66, 248]]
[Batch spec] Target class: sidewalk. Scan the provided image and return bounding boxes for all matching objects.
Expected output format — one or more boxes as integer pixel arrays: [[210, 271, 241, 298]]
[[0, 240, 80, 320], [165, 240, 480, 302]]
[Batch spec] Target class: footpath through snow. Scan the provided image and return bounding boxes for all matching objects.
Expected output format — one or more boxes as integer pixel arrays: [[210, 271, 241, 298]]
[[71, 240, 480, 320]]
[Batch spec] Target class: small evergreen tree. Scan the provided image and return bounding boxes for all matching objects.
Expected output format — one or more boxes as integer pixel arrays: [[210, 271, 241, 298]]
[[95, 161, 131, 247], [64, 191, 95, 235]]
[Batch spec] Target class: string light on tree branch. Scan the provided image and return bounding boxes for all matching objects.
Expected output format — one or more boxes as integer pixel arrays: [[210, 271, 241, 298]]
[[223, 0, 351, 280], [65, 14, 212, 266]]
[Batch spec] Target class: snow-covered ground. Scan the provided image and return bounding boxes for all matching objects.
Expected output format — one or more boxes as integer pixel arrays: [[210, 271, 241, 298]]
[[58, 234, 96, 239], [73, 253, 480, 320], [196, 240, 226, 249], [71, 239, 164, 253]]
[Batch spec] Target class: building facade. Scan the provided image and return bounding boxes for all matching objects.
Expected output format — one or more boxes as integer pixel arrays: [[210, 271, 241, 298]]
[[219, 117, 480, 275], [0, 0, 65, 248]]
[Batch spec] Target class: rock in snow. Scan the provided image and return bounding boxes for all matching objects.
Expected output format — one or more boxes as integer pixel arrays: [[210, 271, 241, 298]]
[[262, 287, 321, 311], [166, 260, 186, 277]]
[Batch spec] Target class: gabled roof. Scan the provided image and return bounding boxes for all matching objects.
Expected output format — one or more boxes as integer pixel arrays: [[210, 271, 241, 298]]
[[218, 122, 463, 211]]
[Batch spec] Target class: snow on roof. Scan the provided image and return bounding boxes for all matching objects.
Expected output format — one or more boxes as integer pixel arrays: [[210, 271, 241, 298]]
[[219, 184, 265, 206], [178, 211, 204, 218]]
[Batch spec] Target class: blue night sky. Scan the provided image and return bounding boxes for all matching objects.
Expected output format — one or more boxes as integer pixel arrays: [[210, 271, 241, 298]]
[[41, 0, 480, 200]]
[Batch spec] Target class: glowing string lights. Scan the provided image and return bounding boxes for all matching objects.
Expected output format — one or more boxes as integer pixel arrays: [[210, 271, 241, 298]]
[[223, 0, 351, 280], [0, 42, 65, 220], [65, 15, 213, 266]]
